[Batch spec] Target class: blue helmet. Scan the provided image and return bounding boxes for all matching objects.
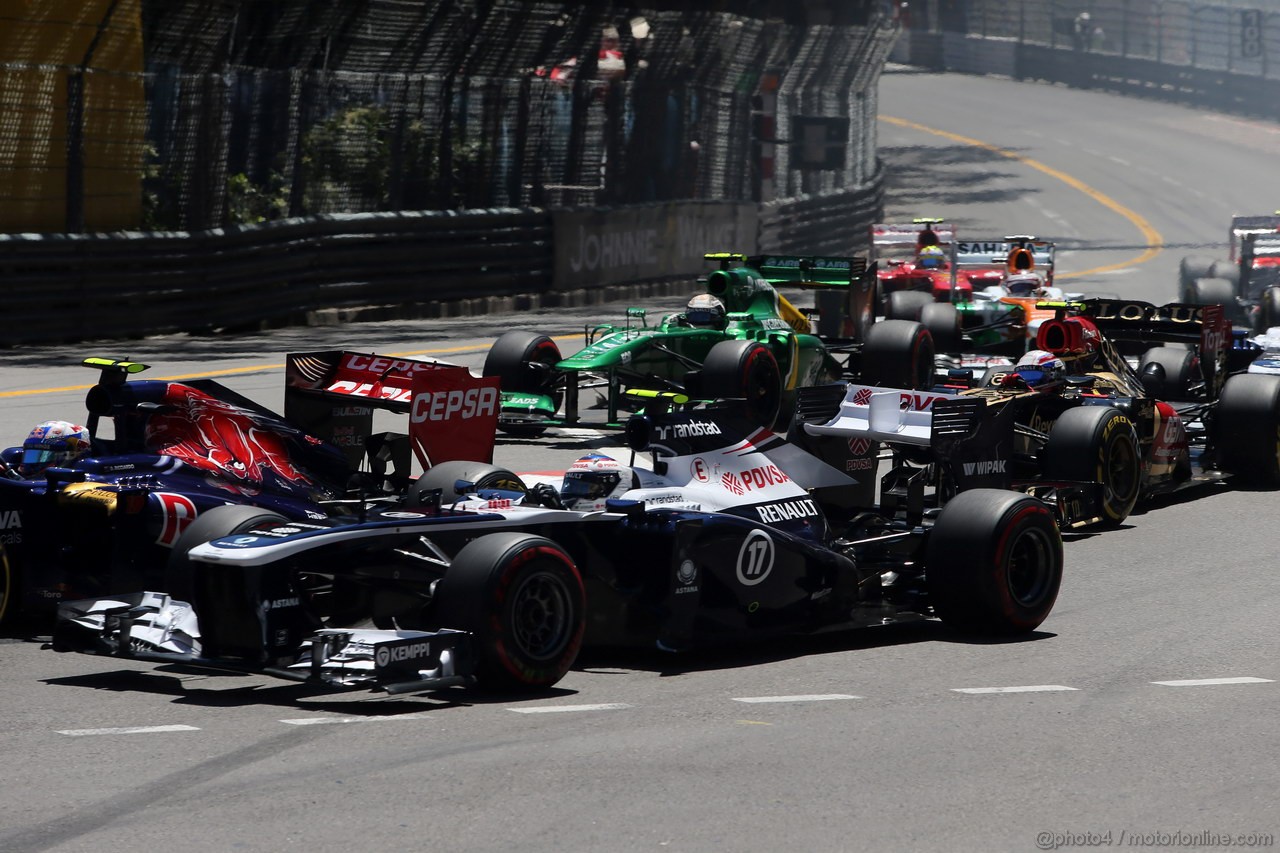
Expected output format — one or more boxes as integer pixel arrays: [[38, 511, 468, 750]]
[[20, 420, 91, 477]]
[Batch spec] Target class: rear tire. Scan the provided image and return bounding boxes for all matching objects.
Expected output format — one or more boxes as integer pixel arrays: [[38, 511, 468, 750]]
[[483, 331, 563, 436], [166, 505, 288, 602], [1178, 256, 1215, 293], [1042, 407, 1141, 526], [886, 290, 933, 322], [920, 302, 961, 352], [1138, 346, 1197, 400], [407, 461, 527, 504], [1208, 259, 1240, 289], [1187, 277, 1236, 314], [927, 490, 1062, 635], [861, 320, 935, 390], [700, 340, 783, 429], [0, 542, 17, 630], [434, 533, 585, 692], [1215, 373, 1280, 484], [1258, 287, 1280, 333]]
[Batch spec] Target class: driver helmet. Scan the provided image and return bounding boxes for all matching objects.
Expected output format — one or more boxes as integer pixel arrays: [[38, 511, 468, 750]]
[[20, 420, 91, 477], [1003, 270, 1044, 297], [559, 453, 636, 511], [1006, 349, 1066, 386], [917, 244, 946, 269], [686, 293, 727, 329]]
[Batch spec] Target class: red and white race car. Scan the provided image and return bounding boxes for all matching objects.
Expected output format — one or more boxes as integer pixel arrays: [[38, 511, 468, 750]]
[[871, 218, 959, 314]]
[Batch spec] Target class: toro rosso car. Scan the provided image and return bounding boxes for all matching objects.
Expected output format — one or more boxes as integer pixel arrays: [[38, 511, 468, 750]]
[[1179, 214, 1280, 333], [797, 299, 1280, 529], [482, 252, 917, 434], [0, 352, 501, 627], [52, 399, 1065, 695]]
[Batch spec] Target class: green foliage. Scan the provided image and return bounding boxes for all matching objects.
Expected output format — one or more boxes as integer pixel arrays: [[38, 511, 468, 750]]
[[301, 104, 490, 212], [226, 171, 289, 225]]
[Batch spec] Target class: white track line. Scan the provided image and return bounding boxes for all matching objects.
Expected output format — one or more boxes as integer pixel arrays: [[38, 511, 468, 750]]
[[508, 703, 631, 714], [732, 694, 860, 704], [57, 724, 200, 736], [279, 714, 433, 726], [952, 685, 1079, 694], [1151, 677, 1274, 687]]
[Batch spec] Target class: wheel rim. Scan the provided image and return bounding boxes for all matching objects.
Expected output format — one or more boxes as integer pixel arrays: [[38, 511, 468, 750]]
[[0, 545, 10, 624], [1103, 433, 1141, 508], [508, 568, 577, 662], [1004, 525, 1056, 608]]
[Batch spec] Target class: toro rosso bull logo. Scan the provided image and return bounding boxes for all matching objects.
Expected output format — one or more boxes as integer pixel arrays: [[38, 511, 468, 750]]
[[147, 385, 323, 494]]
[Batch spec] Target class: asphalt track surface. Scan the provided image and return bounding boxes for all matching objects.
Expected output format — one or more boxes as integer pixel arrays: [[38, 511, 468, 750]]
[[2, 69, 1278, 853]]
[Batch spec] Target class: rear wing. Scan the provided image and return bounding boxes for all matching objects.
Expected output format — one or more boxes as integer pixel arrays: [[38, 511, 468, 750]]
[[285, 350, 500, 474], [1229, 214, 1280, 261], [743, 254, 874, 290], [1074, 300, 1231, 396], [871, 221, 957, 257], [954, 238, 1055, 272]]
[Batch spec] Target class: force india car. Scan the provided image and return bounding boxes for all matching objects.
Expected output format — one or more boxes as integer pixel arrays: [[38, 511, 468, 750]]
[[481, 253, 930, 433], [52, 400, 1065, 696], [796, 299, 1280, 529], [1179, 213, 1280, 333], [0, 352, 503, 627]]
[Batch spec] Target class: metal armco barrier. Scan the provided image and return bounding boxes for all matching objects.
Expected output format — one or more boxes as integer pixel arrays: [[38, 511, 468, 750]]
[[0, 209, 552, 346], [0, 178, 884, 346]]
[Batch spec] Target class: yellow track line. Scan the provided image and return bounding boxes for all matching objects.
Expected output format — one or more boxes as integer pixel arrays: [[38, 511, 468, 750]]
[[882, 115, 1163, 278], [1, 333, 585, 399]]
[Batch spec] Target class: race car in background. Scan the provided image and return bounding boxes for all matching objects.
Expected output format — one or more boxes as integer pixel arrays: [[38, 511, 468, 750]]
[[0, 352, 500, 627], [886, 236, 1069, 362], [53, 397, 1065, 695], [871, 218, 960, 315], [795, 298, 1280, 529], [483, 253, 933, 433], [1179, 213, 1280, 332]]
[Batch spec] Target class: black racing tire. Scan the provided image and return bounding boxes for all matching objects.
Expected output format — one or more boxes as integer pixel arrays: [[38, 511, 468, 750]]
[[926, 489, 1063, 635], [1178, 256, 1215, 293], [166, 505, 288, 602], [1187, 277, 1236, 308], [861, 320, 935, 390], [1138, 346, 1197, 401], [1209, 259, 1240, 289], [1258, 287, 1280, 333], [700, 340, 783, 429], [886, 290, 933, 322], [1042, 406, 1142, 526], [0, 541, 17, 629], [407, 461, 527, 505], [434, 533, 585, 692], [1215, 373, 1280, 484], [483, 331, 563, 436], [920, 302, 961, 352]]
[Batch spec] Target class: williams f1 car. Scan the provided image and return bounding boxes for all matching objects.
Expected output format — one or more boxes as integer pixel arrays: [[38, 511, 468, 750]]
[[797, 298, 1280, 529], [52, 399, 1065, 695]]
